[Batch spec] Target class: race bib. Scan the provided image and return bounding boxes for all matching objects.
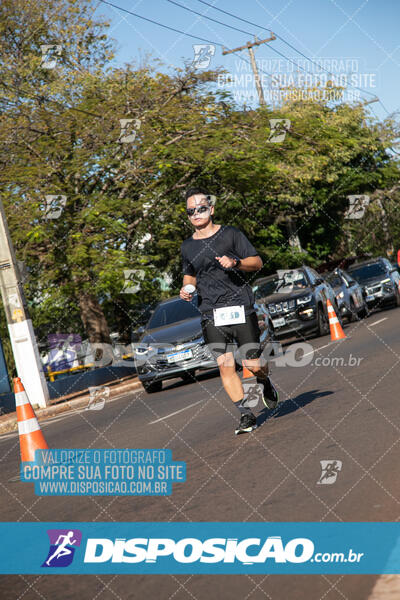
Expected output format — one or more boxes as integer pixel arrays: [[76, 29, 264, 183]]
[[213, 305, 246, 326]]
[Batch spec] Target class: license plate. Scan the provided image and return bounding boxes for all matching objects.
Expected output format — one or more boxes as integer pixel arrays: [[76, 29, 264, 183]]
[[167, 349, 193, 363], [272, 317, 285, 327], [366, 295, 375, 302]]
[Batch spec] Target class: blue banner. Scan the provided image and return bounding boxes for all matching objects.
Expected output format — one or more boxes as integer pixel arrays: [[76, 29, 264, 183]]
[[0, 522, 398, 574]]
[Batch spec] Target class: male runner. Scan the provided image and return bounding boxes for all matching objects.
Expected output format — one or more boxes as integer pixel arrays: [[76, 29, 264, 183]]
[[180, 188, 279, 435]]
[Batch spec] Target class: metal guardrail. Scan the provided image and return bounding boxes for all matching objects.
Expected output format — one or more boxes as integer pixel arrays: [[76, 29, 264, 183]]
[[45, 354, 134, 382]]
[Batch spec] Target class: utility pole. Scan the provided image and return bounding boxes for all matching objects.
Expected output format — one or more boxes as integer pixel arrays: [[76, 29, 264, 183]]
[[0, 199, 49, 408], [223, 34, 276, 107], [361, 97, 379, 106]]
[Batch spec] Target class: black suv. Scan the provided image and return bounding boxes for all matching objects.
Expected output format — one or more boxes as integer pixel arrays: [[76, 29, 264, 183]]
[[253, 266, 339, 340], [133, 295, 217, 393], [347, 257, 400, 310]]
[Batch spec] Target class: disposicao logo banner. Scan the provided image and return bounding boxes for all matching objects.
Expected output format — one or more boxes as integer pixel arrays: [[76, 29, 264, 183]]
[[0, 523, 399, 574]]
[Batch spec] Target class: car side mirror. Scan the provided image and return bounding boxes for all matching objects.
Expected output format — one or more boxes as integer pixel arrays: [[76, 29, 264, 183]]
[[314, 278, 323, 285]]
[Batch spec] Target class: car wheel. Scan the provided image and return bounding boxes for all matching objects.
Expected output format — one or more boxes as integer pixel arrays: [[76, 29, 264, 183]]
[[349, 298, 357, 322], [142, 380, 162, 394], [357, 305, 368, 319], [317, 305, 330, 336], [180, 370, 196, 383]]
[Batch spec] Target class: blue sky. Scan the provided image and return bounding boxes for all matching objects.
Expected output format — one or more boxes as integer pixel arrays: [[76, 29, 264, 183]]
[[94, 0, 400, 120]]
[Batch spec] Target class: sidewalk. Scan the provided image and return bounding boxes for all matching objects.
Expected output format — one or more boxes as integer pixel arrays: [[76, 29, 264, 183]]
[[0, 375, 144, 435]]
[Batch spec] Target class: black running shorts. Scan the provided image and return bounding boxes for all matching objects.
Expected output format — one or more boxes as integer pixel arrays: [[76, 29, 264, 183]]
[[201, 310, 262, 360]]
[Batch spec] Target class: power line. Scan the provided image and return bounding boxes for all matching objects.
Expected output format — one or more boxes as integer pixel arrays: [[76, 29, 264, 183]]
[[195, 0, 330, 73], [193, 0, 384, 104], [165, 0, 253, 36], [98, 0, 220, 46], [166, 0, 314, 78], [195, 0, 274, 34], [378, 99, 390, 116], [97, 0, 277, 85], [98, 0, 387, 114]]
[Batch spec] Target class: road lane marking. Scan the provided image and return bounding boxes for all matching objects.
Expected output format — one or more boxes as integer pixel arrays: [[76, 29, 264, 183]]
[[302, 342, 333, 358], [0, 389, 144, 440], [369, 318, 387, 327], [149, 400, 204, 424]]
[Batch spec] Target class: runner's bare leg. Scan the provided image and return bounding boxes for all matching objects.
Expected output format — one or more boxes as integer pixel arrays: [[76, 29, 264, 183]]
[[242, 357, 269, 379], [217, 352, 245, 402]]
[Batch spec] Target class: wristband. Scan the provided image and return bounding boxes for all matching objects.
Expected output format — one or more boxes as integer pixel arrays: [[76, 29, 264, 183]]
[[233, 257, 241, 269]]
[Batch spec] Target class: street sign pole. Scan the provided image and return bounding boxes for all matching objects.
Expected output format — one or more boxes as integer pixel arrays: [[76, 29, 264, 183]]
[[0, 199, 49, 408]]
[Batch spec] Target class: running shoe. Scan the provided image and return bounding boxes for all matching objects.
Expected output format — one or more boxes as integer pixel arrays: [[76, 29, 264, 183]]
[[259, 376, 279, 410], [235, 413, 257, 435]]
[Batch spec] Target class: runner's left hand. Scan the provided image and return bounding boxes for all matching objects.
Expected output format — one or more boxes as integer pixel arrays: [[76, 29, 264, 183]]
[[215, 255, 236, 269]]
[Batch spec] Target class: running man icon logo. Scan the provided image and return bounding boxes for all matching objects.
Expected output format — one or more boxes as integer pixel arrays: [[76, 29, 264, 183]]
[[42, 529, 82, 568], [242, 382, 263, 408], [268, 119, 291, 143], [40, 44, 62, 69], [317, 460, 343, 485], [344, 195, 370, 220], [192, 44, 215, 69]]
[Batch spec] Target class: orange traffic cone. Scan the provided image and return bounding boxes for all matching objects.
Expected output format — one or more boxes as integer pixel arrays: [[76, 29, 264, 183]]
[[327, 299, 346, 341], [242, 363, 254, 378], [14, 377, 49, 462]]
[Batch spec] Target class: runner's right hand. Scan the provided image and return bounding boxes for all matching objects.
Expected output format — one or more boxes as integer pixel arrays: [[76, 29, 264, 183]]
[[180, 287, 192, 301]]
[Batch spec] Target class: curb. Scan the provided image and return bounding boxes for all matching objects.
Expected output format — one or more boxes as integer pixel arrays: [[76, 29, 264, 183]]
[[0, 379, 144, 436]]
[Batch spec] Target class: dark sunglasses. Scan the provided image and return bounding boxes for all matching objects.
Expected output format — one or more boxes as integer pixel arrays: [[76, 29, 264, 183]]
[[186, 205, 210, 217]]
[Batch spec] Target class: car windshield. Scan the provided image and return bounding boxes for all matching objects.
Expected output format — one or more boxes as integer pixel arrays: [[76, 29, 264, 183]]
[[254, 270, 308, 297], [348, 263, 386, 282], [326, 273, 342, 287], [147, 297, 200, 329]]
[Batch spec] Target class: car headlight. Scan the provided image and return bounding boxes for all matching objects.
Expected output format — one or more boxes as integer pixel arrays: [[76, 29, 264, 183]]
[[134, 345, 153, 355], [382, 279, 394, 292], [297, 295, 312, 305], [336, 291, 344, 300]]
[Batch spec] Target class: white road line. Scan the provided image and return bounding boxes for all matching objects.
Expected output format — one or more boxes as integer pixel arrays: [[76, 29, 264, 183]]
[[302, 342, 333, 358], [0, 389, 143, 440], [149, 400, 203, 424], [369, 318, 387, 327]]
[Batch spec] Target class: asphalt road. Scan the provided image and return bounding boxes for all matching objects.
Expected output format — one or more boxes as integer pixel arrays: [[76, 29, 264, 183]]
[[1, 306, 399, 599]]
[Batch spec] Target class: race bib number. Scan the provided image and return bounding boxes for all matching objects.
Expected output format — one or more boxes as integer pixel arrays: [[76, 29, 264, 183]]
[[213, 305, 246, 326]]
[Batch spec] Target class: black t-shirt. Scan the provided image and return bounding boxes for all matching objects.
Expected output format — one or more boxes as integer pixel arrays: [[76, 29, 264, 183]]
[[181, 225, 259, 317]]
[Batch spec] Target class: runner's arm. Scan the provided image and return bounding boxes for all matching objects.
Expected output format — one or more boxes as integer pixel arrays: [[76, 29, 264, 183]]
[[180, 274, 197, 301], [235, 255, 262, 272], [183, 274, 197, 287]]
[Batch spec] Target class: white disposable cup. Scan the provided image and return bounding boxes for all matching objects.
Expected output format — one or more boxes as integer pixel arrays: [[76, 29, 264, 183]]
[[183, 284, 196, 294]]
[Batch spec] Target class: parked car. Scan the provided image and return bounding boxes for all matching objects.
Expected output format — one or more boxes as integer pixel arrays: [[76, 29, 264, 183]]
[[131, 303, 156, 343], [134, 294, 217, 393], [391, 262, 400, 277], [347, 257, 400, 311], [254, 302, 274, 344], [323, 268, 368, 322], [253, 266, 340, 340]]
